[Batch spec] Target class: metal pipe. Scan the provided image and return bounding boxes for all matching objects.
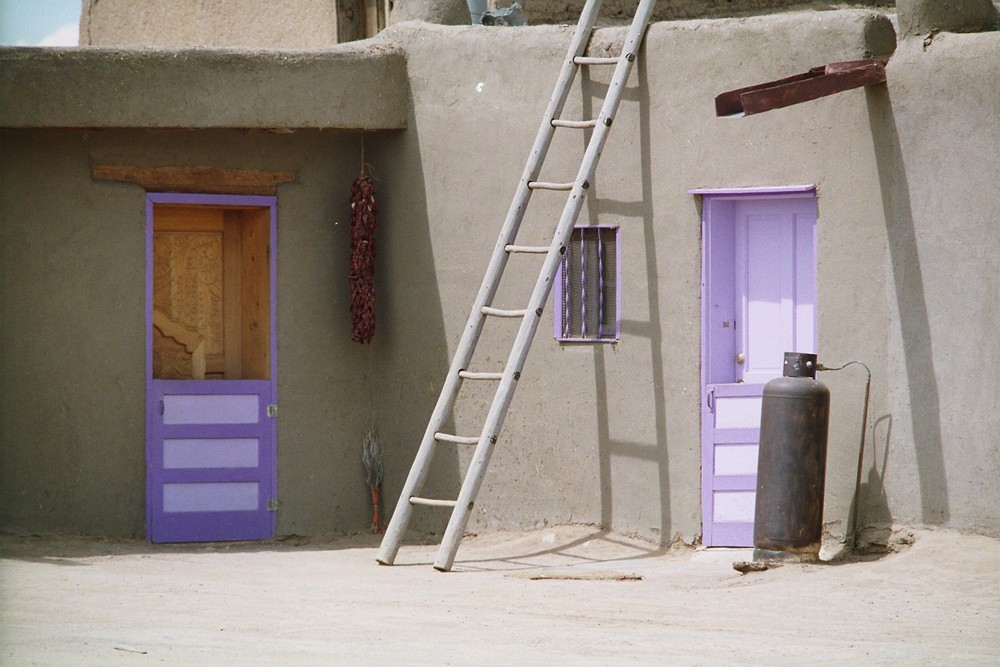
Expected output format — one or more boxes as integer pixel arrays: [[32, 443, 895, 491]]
[[816, 360, 872, 552]]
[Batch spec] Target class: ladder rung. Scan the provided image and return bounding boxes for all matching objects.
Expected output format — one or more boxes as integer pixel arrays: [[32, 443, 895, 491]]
[[409, 497, 458, 508], [505, 244, 550, 254], [434, 432, 480, 444], [528, 181, 574, 191], [481, 306, 527, 318], [551, 119, 599, 129], [574, 56, 619, 66], [458, 371, 504, 381]]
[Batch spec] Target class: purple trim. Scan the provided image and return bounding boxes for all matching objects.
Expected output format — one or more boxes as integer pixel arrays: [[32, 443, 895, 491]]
[[597, 229, 605, 338], [712, 428, 760, 444], [147, 192, 277, 208], [145, 193, 278, 543], [713, 475, 758, 491], [554, 225, 620, 343], [145, 196, 155, 535], [580, 232, 587, 338], [710, 383, 766, 397], [161, 468, 264, 484], [688, 185, 816, 196]]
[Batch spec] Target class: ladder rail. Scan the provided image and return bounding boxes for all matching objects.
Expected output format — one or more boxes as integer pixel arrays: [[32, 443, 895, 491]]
[[378, 0, 656, 571], [376, 0, 609, 567], [433, 0, 658, 572]]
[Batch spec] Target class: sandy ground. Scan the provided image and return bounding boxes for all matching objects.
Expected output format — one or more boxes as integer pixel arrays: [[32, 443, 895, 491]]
[[2, 526, 999, 665]]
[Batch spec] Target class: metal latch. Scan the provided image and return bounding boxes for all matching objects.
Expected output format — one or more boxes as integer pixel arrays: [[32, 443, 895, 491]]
[[267, 498, 279, 512], [267, 404, 278, 418]]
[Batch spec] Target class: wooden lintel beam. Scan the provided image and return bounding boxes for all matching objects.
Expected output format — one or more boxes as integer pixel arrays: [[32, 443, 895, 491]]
[[91, 164, 296, 195], [715, 59, 887, 118]]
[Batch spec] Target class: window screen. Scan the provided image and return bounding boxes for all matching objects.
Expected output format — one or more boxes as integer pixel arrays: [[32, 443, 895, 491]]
[[555, 226, 619, 342]]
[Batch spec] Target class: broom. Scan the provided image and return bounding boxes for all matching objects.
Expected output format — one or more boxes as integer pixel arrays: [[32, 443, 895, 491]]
[[361, 427, 384, 533]]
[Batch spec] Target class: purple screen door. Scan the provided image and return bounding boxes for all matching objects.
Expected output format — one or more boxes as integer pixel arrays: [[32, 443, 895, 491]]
[[697, 188, 816, 547], [146, 193, 278, 542]]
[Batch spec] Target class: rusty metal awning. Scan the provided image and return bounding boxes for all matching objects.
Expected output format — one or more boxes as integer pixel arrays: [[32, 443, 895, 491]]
[[715, 59, 886, 117]]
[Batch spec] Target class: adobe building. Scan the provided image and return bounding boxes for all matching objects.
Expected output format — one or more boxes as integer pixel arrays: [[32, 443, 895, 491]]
[[1, 0, 998, 553]]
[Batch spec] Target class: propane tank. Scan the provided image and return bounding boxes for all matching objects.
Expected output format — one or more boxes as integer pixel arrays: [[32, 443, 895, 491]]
[[753, 352, 831, 562]]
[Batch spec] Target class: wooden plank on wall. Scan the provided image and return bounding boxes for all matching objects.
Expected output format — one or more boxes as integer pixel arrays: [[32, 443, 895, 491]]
[[241, 208, 270, 380], [92, 164, 295, 195], [223, 212, 244, 380]]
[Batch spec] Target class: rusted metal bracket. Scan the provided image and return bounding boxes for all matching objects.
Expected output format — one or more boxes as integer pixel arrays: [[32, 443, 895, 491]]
[[715, 59, 887, 117]]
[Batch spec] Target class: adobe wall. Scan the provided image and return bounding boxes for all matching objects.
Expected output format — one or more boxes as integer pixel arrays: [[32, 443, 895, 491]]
[[80, 0, 341, 48], [79, 0, 895, 47], [0, 128, 385, 536], [3, 8, 998, 544], [523, 0, 892, 24], [870, 30, 1000, 538], [376, 10, 898, 543]]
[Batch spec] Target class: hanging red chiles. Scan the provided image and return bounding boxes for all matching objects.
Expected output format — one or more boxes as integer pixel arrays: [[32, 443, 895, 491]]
[[349, 172, 377, 343]]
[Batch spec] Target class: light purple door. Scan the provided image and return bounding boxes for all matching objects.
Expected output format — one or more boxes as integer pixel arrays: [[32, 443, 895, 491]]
[[699, 189, 816, 547], [146, 193, 278, 543]]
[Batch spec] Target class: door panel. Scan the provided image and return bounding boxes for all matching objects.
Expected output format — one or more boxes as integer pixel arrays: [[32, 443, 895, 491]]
[[148, 380, 274, 542], [701, 192, 816, 547], [146, 194, 277, 543], [704, 383, 763, 546], [735, 200, 815, 384]]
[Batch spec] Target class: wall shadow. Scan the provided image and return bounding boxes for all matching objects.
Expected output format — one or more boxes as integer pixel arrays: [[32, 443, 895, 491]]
[[865, 85, 949, 524], [369, 81, 462, 539], [584, 43, 672, 543]]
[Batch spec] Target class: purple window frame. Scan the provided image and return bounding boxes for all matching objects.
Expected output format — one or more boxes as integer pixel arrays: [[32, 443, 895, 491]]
[[553, 225, 621, 343]]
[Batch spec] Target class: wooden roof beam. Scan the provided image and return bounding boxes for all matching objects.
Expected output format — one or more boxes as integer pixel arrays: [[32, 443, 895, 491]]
[[715, 59, 887, 118]]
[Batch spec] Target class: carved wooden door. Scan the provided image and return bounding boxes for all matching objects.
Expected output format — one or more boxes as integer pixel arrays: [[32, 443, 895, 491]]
[[146, 193, 277, 542]]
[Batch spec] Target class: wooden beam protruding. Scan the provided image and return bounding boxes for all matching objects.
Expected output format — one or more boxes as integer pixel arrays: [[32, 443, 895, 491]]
[[715, 60, 887, 118], [92, 164, 296, 195]]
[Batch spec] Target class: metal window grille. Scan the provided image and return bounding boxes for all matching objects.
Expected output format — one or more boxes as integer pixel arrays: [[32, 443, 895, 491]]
[[556, 226, 619, 342]]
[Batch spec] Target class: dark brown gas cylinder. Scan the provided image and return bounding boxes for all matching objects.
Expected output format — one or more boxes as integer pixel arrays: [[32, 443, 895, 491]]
[[753, 352, 830, 562]]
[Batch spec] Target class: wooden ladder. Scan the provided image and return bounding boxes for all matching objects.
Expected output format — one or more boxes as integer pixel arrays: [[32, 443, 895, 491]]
[[377, 0, 656, 571]]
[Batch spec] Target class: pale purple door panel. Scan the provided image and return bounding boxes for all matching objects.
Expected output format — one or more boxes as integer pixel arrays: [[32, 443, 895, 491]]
[[735, 199, 816, 384], [702, 383, 762, 546], [699, 189, 816, 547]]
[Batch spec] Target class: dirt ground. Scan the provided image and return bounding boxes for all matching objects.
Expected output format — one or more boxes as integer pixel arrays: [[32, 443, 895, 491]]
[[2, 526, 998, 665]]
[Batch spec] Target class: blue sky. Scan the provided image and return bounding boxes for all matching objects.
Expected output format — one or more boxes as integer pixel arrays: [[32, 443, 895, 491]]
[[0, 0, 81, 46]]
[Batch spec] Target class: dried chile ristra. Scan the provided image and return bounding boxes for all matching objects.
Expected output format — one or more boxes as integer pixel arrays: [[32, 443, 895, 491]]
[[349, 174, 378, 343]]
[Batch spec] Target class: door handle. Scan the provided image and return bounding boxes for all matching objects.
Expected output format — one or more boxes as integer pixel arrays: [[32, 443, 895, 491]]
[[736, 352, 746, 365]]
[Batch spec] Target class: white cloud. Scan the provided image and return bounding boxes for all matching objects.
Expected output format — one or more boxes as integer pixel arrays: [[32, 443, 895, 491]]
[[36, 22, 79, 47]]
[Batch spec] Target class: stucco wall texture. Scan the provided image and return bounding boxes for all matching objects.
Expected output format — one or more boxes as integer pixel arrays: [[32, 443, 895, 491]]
[[2, 9, 998, 544]]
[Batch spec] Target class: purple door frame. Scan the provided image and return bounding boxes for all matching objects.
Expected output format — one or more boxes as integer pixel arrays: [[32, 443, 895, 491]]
[[145, 193, 278, 542], [693, 186, 817, 547]]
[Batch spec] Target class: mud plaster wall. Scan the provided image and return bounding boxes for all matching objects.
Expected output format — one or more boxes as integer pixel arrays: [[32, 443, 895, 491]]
[[3, 11, 998, 543], [80, 0, 340, 48], [79, 0, 896, 47], [870, 31, 1000, 538], [375, 10, 898, 544], [0, 128, 383, 537], [522, 0, 893, 24]]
